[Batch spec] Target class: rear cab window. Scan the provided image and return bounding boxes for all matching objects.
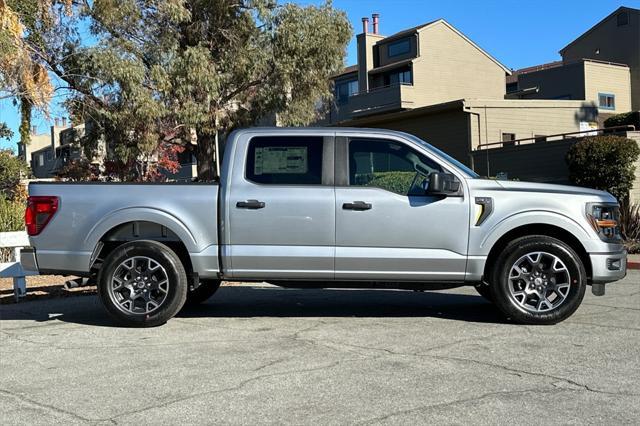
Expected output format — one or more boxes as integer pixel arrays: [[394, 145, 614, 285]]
[[246, 136, 325, 185]]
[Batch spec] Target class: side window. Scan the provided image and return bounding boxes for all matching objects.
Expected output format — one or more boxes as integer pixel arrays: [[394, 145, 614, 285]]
[[348, 139, 443, 196], [246, 136, 324, 185]]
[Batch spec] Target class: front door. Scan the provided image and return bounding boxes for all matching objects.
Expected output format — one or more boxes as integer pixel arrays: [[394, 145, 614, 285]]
[[335, 137, 469, 281], [227, 135, 335, 280]]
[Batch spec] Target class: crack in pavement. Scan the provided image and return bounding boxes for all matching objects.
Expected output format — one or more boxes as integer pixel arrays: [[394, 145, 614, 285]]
[[582, 303, 640, 312], [105, 358, 355, 423], [0, 329, 261, 350], [289, 333, 638, 397], [0, 388, 106, 424], [356, 386, 566, 424]]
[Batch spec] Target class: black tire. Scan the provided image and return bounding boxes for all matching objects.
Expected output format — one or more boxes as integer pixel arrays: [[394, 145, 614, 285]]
[[474, 283, 494, 303], [185, 279, 221, 306], [97, 240, 188, 327], [489, 235, 587, 325]]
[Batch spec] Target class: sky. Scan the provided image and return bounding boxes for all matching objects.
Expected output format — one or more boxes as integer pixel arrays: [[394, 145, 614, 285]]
[[1, 0, 638, 151]]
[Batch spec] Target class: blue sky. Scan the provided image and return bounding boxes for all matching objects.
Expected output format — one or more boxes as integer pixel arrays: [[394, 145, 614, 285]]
[[1, 0, 637, 151]]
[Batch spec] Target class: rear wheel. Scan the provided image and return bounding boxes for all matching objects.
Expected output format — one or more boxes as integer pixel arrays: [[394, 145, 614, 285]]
[[185, 279, 221, 306], [489, 235, 586, 325], [98, 240, 188, 327]]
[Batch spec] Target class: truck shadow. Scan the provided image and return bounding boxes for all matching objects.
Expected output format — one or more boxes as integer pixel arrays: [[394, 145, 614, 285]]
[[0, 285, 509, 327]]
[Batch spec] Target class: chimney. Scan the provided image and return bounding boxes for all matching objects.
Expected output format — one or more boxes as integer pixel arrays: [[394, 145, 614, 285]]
[[55, 117, 60, 127], [361, 17, 369, 34], [372, 13, 380, 34], [31, 126, 37, 135], [62, 117, 67, 127]]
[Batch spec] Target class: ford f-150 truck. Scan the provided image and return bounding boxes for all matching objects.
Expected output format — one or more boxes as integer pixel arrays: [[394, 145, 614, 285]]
[[21, 128, 627, 326]]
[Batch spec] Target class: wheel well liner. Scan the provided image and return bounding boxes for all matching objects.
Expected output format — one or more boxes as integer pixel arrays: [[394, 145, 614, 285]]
[[483, 224, 592, 281], [93, 221, 193, 275]]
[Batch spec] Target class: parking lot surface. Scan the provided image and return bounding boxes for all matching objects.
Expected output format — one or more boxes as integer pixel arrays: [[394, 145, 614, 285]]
[[1, 271, 639, 425]]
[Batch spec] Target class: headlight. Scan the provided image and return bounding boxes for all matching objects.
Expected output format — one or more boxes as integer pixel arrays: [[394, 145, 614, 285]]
[[586, 203, 621, 242]]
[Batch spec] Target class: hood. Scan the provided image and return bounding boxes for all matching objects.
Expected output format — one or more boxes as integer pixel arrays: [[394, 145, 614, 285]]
[[493, 180, 616, 201]]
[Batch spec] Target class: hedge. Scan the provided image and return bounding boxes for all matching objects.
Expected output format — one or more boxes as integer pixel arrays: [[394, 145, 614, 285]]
[[566, 135, 640, 202], [354, 171, 416, 195], [604, 111, 640, 130]]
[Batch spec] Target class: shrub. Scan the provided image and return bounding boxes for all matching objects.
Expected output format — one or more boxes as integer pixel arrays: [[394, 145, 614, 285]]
[[620, 203, 640, 244], [604, 111, 640, 130], [355, 171, 416, 195], [0, 198, 25, 262], [566, 135, 640, 203], [0, 149, 30, 201]]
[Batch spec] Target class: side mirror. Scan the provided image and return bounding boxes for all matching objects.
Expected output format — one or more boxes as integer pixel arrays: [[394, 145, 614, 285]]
[[426, 172, 460, 196]]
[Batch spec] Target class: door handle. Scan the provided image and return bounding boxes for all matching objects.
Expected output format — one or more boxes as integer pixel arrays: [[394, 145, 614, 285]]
[[236, 200, 265, 209], [342, 201, 372, 211]]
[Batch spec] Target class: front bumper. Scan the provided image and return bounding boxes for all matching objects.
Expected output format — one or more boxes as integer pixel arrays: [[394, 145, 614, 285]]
[[20, 247, 39, 274], [590, 250, 627, 284]]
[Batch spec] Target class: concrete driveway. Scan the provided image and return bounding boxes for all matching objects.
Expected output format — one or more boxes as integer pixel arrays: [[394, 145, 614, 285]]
[[1, 272, 639, 425]]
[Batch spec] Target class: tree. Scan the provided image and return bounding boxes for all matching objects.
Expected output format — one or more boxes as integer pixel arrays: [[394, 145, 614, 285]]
[[0, 148, 29, 200], [0, 0, 68, 145], [566, 135, 640, 203], [61, 0, 352, 180], [0, 122, 13, 140]]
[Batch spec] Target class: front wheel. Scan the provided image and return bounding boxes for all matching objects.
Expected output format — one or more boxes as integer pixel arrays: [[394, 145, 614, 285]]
[[97, 240, 188, 327], [489, 236, 586, 325]]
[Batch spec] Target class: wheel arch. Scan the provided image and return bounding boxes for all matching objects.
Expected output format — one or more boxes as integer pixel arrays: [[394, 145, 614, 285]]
[[482, 223, 592, 283], [89, 218, 195, 278]]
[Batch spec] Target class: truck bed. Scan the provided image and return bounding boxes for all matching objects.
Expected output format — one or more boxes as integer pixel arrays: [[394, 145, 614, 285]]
[[27, 182, 219, 277]]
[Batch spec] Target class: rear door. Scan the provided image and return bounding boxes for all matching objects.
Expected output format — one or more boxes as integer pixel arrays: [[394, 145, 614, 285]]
[[334, 135, 469, 281], [226, 134, 335, 279]]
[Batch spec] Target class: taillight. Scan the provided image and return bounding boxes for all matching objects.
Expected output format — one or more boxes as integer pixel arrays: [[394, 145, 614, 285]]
[[25, 196, 59, 236]]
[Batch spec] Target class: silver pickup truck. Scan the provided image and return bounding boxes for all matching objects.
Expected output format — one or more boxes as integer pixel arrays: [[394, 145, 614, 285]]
[[21, 128, 627, 326]]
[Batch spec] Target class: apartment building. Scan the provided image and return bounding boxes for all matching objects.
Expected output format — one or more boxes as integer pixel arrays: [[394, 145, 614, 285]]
[[20, 120, 198, 180], [17, 118, 71, 177], [560, 6, 640, 111], [326, 15, 602, 168], [327, 16, 511, 124], [507, 59, 632, 116], [508, 7, 639, 113]]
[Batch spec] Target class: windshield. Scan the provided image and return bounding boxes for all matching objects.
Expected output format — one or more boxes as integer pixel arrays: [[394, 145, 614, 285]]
[[407, 134, 480, 178]]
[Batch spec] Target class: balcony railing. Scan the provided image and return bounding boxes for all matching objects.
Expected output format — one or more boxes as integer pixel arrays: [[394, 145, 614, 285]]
[[332, 83, 415, 123]]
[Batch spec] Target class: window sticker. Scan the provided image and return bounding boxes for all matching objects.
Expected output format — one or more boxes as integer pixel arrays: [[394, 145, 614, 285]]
[[254, 146, 308, 175]]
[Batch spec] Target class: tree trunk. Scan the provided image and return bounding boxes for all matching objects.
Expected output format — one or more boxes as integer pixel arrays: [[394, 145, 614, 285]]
[[196, 132, 218, 181]]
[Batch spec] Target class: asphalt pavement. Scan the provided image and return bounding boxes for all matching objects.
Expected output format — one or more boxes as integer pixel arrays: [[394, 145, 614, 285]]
[[1, 272, 639, 425]]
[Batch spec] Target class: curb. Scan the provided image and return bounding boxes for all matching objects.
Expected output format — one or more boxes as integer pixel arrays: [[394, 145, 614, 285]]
[[628, 260, 640, 270]]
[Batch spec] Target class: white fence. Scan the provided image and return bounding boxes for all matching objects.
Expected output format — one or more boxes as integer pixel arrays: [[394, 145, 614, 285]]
[[0, 231, 35, 301]]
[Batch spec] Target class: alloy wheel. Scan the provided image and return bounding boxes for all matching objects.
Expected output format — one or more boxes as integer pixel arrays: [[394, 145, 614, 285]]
[[107, 256, 169, 315], [507, 251, 571, 313]]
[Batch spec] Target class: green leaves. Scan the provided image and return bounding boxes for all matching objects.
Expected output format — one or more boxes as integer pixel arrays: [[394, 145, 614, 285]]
[[566, 135, 640, 202]]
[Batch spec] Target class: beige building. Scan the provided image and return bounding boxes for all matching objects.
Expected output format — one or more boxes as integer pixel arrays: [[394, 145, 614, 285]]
[[328, 17, 511, 124], [341, 99, 598, 168], [559, 6, 640, 111], [508, 59, 632, 116]]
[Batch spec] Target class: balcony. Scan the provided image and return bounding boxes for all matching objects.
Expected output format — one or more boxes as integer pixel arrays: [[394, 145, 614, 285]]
[[331, 83, 416, 123]]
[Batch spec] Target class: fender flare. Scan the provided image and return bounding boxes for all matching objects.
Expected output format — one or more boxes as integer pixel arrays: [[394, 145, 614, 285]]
[[83, 207, 199, 254], [479, 210, 592, 254]]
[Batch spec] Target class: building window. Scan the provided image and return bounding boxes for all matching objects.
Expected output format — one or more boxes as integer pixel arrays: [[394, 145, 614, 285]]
[[246, 136, 324, 185], [335, 79, 358, 104], [384, 67, 413, 86], [502, 133, 516, 147], [387, 38, 411, 58], [617, 11, 629, 26], [38, 153, 44, 167], [598, 93, 615, 110]]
